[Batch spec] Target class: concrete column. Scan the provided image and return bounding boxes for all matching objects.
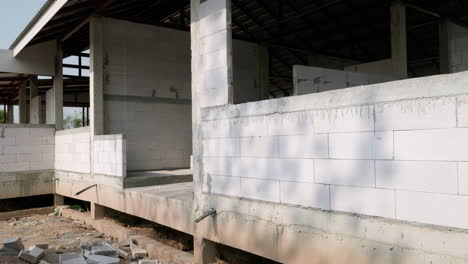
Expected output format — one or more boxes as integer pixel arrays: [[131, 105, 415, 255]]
[[7, 104, 13, 123], [194, 237, 218, 264], [54, 194, 65, 206], [48, 41, 64, 130], [29, 77, 41, 124], [194, 0, 233, 108], [191, 0, 232, 263], [258, 45, 270, 99], [90, 16, 104, 136], [91, 202, 105, 219], [390, 1, 408, 79], [18, 82, 27, 124], [439, 19, 451, 74]]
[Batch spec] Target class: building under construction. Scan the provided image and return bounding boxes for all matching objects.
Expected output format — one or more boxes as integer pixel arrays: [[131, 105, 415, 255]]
[[1, 0, 468, 263]]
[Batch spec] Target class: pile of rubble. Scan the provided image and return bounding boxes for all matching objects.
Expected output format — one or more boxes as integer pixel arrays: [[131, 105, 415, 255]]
[[0, 237, 167, 264]]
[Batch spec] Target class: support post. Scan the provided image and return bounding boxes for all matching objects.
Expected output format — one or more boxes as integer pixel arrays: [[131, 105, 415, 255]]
[[29, 76, 41, 124], [89, 16, 104, 136], [7, 104, 13, 123], [194, 238, 218, 264], [91, 202, 105, 219], [49, 41, 64, 130], [54, 195, 65, 206], [390, 1, 408, 79], [19, 82, 27, 124], [191, 0, 232, 263]]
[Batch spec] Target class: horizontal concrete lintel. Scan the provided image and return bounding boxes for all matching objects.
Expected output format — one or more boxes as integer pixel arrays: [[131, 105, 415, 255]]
[[201, 71, 468, 121], [0, 124, 55, 129], [104, 94, 191, 105], [55, 126, 90, 136], [94, 134, 126, 141]]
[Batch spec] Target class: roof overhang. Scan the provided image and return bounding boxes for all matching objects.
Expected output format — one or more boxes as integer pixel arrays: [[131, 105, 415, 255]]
[[9, 0, 68, 57]]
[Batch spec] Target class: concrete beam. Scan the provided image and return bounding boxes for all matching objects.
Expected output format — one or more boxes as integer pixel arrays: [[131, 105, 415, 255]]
[[10, 0, 68, 56], [390, 1, 408, 79]]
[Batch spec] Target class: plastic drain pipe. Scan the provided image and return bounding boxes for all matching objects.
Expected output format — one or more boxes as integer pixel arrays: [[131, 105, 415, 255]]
[[195, 208, 217, 223], [75, 184, 98, 196]]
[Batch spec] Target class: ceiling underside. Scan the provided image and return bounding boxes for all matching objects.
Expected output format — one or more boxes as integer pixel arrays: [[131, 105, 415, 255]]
[[1, 0, 468, 103]]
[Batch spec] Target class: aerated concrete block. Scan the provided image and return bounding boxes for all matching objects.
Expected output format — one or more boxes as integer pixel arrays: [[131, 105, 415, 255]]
[[2, 237, 24, 251], [59, 253, 86, 264], [112, 243, 129, 259], [18, 246, 45, 264], [130, 243, 148, 259], [90, 245, 117, 257], [86, 255, 120, 264], [139, 260, 160, 264]]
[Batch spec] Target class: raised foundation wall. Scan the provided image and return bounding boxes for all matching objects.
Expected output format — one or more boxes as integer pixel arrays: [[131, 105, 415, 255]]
[[201, 71, 468, 231]]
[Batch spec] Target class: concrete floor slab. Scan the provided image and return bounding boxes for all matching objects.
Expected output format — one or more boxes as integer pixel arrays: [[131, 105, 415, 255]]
[[124, 169, 193, 188]]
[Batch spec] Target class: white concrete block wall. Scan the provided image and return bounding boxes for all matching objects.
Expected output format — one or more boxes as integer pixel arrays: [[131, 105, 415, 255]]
[[93, 134, 126, 177], [55, 127, 90, 173], [102, 17, 259, 171], [293, 65, 396, 95], [200, 72, 468, 230], [344, 59, 394, 76], [0, 125, 54, 172]]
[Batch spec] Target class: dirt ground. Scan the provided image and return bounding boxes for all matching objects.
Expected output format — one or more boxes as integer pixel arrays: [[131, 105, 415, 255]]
[[0, 214, 109, 264]]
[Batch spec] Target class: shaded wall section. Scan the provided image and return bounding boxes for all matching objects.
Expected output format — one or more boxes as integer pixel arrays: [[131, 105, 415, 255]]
[[101, 18, 261, 171]]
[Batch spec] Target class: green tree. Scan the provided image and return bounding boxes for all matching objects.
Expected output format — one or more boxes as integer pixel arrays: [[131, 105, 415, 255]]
[[63, 111, 83, 129], [0, 110, 4, 123]]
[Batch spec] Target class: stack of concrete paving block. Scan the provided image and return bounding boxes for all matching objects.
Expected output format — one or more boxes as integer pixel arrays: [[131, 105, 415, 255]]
[[59, 253, 87, 264], [86, 254, 120, 264], [18, 246, 45, 263], [130, 243, 148, 259], [1, 237, 24, 255]]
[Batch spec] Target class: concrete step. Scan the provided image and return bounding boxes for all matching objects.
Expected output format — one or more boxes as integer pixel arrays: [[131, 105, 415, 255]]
[[123, 169, 193, 188]]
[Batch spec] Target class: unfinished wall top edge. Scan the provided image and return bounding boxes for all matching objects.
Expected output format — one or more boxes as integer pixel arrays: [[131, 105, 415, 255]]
[[0, 123, 55, 129], [201, 71, 468, 121], [55, 126, 90, 136]]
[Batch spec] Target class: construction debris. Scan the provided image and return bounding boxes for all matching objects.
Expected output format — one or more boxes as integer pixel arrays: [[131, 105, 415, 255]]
[[3, 237, 24, 251], [86, 254, 120, 264], [18, 246, 45, 263], [130, 243, 148, 259], [0, 236, 164, 264], [0, 214, 182, 264], [58, 253, 86, 264]]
